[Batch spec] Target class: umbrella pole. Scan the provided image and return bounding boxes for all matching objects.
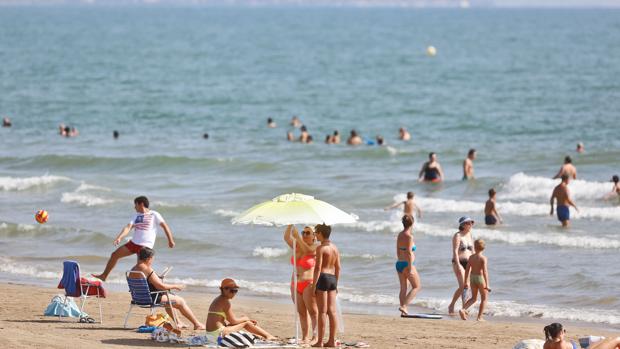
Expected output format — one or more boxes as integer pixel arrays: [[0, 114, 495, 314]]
[[293, 238, 299, 345]]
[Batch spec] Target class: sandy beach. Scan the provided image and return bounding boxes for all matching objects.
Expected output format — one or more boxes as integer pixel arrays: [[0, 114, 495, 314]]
[[1, 282, 617, 349]]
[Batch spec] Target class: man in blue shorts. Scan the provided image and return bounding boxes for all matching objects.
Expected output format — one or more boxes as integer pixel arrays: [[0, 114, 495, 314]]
[[550, 174, 579, 228]]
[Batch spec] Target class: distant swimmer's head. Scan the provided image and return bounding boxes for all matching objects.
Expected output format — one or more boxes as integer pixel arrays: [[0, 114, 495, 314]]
[[488, 188, 496, 198], [376, 136, 384, 146], [564, 156, 572, 164], [429, 152, 437, 161], [267, 117, 273, 123], [287, 131, 294, 141], [307, 135, 313, 144], [203, 133, 209, 139], [315, 223, 332, 240], [458, 216, 474, 230], [138, 247, 155, 262], [301, 125, 307, 132], [543, 323, 565, 341], [402, 214, 414, 228], [134, 196, 150, 210], [474, 239, 485, 252], [407, 191, 414, 199], [113, 130, 119, 139], [333, 130, 339, 136], [576, 142, 584, 153], [64, 126, 71, 136], [325, 135, 331, 144], [612, 175, 619, 184], [468, 148, 476, 159], [561, 174, 570, 183], [350, 130, 358, 137]]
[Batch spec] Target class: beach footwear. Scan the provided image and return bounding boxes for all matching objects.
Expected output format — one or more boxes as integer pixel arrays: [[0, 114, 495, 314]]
[[136, 325, 157, 333], [79, 316, 96, 323]]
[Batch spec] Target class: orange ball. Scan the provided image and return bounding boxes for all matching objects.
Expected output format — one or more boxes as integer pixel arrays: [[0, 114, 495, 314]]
[[35, 210, 48, 224]]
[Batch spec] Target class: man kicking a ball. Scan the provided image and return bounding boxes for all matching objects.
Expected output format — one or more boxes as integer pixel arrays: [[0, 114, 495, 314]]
[[93, 196, 175, 281]]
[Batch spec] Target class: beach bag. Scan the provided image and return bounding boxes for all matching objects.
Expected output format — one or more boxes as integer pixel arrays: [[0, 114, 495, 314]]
[[44, 294, 87, 318], [219, 330, 256, 348], [145, 312, 169, 327]]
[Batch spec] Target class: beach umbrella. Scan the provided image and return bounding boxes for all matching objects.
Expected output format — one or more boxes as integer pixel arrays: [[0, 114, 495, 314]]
[[232, 193, 356, 344]]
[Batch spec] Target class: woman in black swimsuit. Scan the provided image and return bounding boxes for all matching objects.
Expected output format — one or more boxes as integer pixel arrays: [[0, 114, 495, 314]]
[[418, 152, 444, 183], [129, 247, 205, 330], [448, 217, 476, 315]]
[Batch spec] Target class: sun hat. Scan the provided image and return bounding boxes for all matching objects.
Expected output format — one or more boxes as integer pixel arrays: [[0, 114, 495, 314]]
[[458, 216, 475, 227], [220, 278, 239, 289]]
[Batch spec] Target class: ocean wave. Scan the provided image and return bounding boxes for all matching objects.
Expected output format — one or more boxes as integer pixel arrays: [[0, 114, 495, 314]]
[[502, 173, 611, 201], [416, 197, 620, 221], [416, 223, 620, 249], [342, 220, 401, 234], [61, 192, 115, 207], [0, 175, 70, 191], [253, 247, 288, 258], [75, 182, 111, 192], [214, 209, 241, 218]]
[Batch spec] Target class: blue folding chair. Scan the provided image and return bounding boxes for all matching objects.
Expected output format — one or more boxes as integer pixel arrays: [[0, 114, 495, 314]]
[[123, 270, 178, 328], [59, 260, 104, 324]]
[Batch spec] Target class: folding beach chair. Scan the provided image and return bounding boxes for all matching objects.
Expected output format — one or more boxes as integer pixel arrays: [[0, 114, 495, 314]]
[[123, 270, 178, 328], [58, 260, 104, 324]]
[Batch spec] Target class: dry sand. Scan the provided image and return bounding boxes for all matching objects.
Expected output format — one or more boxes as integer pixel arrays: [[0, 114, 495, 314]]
[[0, 282, 616, 349]]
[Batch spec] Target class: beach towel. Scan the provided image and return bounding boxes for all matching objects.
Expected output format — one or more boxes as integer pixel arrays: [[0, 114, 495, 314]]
[[513, 339, 544, 349], [59, 261, 80, 297], [44, 295, 87, 318], [219, 330, 257, 348]]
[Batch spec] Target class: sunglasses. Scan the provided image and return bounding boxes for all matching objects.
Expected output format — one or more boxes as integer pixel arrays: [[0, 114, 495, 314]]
[[225, 288, 239, 294], [302, 231, 314, 236]]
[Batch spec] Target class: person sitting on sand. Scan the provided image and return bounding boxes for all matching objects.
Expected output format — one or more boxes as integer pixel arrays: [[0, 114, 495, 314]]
[[312, 224, 340, 348], [2, 117, 11, 127], [462, 148, 476, 180], [93, 196, 175, 281], [347, 130, 363, 146], [206, 278, 276, 341], [448, 217, 475, 315], [267, 117, 277, 128], [129, 247, 204, 330], [553, 156, 577, 181], [395, 214, 421, 316], [418, 152, 444, 183], [543, 323, 620, 349], [385, 191, 422, 219], [550, 174, 579, 228], [398, 127, 411, 141], [484, 189, 502, 225], [459, 239, 490, 322], [284, 225, 318, 344]]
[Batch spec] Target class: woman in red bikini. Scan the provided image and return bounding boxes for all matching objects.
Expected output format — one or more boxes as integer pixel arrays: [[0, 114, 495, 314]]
[[284, 225, 318, 344]]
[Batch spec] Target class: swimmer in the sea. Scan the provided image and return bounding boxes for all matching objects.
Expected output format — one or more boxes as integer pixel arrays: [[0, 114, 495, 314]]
[[385, 191, 422, 219], [462, 149, 476, 180], [553, 156, 577, 181], [376, 136, 385, 146], [484, 189, 502, 226], [113, 130, 119, 139], [299, 125, 310, 143], [287, 131, 295, 142], [576, 142, 584, 153], [347, 130, 363, 146], [399, 127, 411, 141], [267, 117, 277, 128], [604, 175, 620, 200], [550, 174, 579, 228], [2, 117, 11, 127], [291, 116, 302, 128], [332, 130, 340, 144], [418, 152, 444, 183]]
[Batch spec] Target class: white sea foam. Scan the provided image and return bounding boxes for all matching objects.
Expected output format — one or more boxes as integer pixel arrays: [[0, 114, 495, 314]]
[[503, 173, 611, 201], [253, 247, 288, 258], [0, 257, 60, 279], [0, 175, 70, 191], [61, 192, 114, 207], [214, 209, 240, 218], [343, 220, 401, 233], [75, 182, 111, 192]]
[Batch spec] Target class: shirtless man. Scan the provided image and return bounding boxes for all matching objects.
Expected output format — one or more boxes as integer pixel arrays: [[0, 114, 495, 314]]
[[267, 117, 277, 128], [332, 130, 341, 144], [2, 117, 11, 127], [312, 224, 340, 348], [299, 125, 310, 143], [605, 175, 620, 200], [463, 149, 476, 180], [398, 127, 411, 141], [553, 156, 577, 181], [290, 116, 302, 128], [550, 174, 579, 228], [347, 130, 363, 146], [385, 191, 422, 219], [576, 142, 584, 153], [484, 189, 502, 225]]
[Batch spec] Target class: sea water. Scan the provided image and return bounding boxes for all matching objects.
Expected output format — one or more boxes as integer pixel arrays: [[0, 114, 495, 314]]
[[1, 6, 619, 328]]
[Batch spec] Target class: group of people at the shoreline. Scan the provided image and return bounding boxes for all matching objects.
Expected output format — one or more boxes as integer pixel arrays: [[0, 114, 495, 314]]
[[91, 196, 340, 346]]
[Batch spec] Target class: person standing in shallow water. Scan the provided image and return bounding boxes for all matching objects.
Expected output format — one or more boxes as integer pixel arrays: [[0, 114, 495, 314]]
[[312, 224, 340, 348], [395, 214, 421, 316], [550, 174, 579, 228], [484, 189, 502, 226], [553, 156, 577, 181], [462, 148, 476, 180], [418, 152, 444, 183]]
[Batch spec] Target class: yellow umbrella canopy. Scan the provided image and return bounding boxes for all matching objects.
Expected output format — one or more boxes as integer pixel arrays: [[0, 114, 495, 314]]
[[232, 193, 357, 226]]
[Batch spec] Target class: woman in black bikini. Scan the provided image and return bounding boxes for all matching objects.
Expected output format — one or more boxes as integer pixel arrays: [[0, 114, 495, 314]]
[[418, 152, 444, 183], [129, 247, 204, 330], [448, 217, 475, 315]]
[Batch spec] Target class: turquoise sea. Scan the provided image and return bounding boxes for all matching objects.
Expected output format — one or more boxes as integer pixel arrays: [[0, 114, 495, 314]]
[[1, 6, 619, 327]]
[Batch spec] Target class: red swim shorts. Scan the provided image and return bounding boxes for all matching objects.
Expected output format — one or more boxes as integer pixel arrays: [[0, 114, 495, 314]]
[[124, 240, 144, 254]]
